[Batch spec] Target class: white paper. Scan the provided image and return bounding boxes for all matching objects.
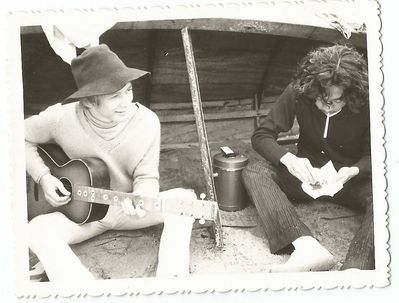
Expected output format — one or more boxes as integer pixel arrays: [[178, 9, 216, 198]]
[[301, 161, 343, 199]]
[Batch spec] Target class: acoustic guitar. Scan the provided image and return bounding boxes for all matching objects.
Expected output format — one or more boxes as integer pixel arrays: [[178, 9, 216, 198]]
[[27, 144, 218, 225]]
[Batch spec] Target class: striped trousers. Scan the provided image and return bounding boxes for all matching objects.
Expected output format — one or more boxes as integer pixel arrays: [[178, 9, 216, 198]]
[[242, 159, 374, 270]]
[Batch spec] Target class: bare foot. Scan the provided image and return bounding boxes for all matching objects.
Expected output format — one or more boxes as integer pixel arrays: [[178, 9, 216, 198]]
[[270, 236, 335, 273]]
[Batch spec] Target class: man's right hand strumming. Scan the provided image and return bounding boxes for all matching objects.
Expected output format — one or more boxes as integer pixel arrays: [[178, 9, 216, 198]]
[[39, 173, 71, 207]]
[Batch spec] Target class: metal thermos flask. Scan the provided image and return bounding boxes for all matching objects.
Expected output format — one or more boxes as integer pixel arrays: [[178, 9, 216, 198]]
[[213, 146, 249, 211]]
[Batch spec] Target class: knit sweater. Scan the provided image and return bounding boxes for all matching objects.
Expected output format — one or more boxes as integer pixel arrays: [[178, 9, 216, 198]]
[[25, 102, 160, 197], [252, 84, 371, 178]]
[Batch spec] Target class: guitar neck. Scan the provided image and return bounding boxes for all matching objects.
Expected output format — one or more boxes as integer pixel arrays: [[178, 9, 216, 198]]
[[73, 185, 156, 207], [72, 185, 218, 221]]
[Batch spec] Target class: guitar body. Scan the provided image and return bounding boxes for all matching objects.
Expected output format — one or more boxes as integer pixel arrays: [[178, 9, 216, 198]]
[[28, 144, 219, 225], [28, 144, 110, 224]]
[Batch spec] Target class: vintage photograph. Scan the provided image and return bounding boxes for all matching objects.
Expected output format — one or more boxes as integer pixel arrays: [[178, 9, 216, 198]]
[[4, 0, 388, 297]]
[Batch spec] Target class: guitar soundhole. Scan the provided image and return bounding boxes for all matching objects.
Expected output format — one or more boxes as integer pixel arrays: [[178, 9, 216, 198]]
[[58, 177, 73, 197]]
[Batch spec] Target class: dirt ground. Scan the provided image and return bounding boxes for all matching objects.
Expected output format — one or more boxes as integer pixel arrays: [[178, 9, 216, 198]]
[[29, 141, 363, 279], [53, 200, 360, 279]]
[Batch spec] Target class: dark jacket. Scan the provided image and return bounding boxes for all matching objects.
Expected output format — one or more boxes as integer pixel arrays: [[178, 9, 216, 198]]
[[252, 83, 371, 178]]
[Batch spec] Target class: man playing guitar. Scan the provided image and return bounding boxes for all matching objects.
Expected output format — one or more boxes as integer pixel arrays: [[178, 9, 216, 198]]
[[25, 45, 199, 282]]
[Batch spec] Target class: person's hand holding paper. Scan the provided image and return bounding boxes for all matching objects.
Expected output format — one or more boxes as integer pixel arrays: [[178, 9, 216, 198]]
[[301, 161, 345, 199], [280, 152, 316, 184], [334, 166, 360, 185]]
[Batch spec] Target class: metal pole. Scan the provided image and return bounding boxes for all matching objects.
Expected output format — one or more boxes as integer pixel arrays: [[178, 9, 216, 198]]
[[181, 27, 223, 247]]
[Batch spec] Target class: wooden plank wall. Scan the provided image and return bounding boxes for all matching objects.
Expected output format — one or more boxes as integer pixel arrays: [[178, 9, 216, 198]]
[[22, 27, 328, 147]]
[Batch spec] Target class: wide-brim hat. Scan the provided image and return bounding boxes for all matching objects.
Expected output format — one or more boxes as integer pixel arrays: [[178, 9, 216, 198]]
[[62, 44, 149, 104]]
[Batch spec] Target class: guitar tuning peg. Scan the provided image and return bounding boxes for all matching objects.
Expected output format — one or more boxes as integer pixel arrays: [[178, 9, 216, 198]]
[[199, 193, 206, 200], [199, 218, 206, 225]]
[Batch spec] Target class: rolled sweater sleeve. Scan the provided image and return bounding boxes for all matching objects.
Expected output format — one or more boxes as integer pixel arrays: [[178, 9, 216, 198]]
[[252, 84, 297, 165], [25, 104, 61, 183], [132, 115, 161, 198]]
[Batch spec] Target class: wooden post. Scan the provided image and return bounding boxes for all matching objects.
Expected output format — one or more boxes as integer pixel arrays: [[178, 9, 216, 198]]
[[254, 37, 284, 130], [181, 27, 223, 247], [253, 93, 261, 129], [145, 30, 159, 105]]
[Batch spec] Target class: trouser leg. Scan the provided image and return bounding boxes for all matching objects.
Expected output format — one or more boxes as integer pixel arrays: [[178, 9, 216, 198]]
[[156, 188, 195, 277], [341, 203, 374, 270], [104, 188, 196, 277], [333, 178, 374, 270], [242, 160, 312, 254], [29, 212, 110, 282]]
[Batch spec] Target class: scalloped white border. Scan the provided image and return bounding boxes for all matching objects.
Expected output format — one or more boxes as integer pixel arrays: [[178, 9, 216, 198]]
[[3, 0, 388, 298]]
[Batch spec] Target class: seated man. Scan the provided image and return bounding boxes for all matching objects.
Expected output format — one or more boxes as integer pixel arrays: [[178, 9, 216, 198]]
[[242, 44, 374, 272], [25, 44, 195, 281]]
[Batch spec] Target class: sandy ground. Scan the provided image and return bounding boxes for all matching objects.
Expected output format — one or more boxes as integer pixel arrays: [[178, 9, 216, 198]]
[[29, 141, 363, 279], [29, 200, 361, 279]]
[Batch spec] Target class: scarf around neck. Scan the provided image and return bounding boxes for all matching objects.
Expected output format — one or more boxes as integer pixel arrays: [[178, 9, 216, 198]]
[[81, 103, 137, 141]]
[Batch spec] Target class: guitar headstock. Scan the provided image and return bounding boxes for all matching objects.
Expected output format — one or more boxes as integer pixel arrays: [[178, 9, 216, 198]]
[[162, 198, 218, 222], [130, 194, 219, 222]]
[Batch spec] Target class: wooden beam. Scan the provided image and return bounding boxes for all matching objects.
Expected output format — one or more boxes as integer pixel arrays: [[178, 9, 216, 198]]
[[144, 30, 159, 105], [160, 134, 299, 151], [158, 109, 270, 123], [151, 98, 252, 110], [256, 37, 285, 101], [20, 18, 366, 49], [24, 95, 278, 116], [181, 27, 223, 248], [150, 96, 278, 110], [253, 94, 261, 129], [24, 101, 275, 120], [253, 37, 284, 129]]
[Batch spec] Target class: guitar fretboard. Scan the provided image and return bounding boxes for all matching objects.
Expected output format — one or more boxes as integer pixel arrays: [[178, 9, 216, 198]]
[[72, 185, 218, 221], [74, 185, 158, 207]]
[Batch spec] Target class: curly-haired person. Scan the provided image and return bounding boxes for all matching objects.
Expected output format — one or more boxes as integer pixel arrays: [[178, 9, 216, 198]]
[[242, 44, 373, 272]]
